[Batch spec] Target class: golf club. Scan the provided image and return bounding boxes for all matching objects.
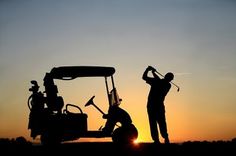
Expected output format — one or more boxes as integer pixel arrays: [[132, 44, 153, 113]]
[[149, 66, 180, 92]]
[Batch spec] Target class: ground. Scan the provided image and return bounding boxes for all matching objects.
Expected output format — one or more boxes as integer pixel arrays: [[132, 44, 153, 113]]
[[0, 138, 235, 155]]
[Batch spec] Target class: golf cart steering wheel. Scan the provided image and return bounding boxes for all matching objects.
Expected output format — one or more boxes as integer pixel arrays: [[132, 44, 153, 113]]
[[84, 95, 95, 107]]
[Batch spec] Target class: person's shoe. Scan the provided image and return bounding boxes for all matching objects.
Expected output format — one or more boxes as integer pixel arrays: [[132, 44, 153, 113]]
[[164, 138, 170, 144], [153, 140, 161, 144]]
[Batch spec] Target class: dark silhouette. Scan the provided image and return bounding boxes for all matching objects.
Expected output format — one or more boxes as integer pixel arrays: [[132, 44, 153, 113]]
[[28, 81, 46, 139], [1, 138, 235, 155], [142, 66, 174, 144], [84, 94, 138, 144], [27, 66, 138, 145]]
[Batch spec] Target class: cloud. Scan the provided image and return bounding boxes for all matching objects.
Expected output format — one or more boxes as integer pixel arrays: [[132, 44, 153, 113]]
[[216, 77, 236, 81], [175, 72, 192, 76]]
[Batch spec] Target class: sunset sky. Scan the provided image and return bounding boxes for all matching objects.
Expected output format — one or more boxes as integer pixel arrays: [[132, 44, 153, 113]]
[[1, 0, 236, 143]]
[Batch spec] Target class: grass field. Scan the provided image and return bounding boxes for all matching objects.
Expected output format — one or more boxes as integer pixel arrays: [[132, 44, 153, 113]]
[[0, 137, 235, 155]]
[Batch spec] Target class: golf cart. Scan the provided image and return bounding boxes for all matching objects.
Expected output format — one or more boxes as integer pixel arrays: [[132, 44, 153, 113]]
[[27, 66, 138, 145]]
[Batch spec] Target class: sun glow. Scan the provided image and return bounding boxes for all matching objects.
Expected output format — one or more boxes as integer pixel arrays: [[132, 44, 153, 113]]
[[133, 139, 139, 144], [132, 139, 140, 147]]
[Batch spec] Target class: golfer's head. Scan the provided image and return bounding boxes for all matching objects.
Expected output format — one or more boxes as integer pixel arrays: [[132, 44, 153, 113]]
[[164, 72, 174, 82]]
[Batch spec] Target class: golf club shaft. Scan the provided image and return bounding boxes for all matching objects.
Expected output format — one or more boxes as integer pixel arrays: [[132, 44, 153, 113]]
[[154, 70, 180, 92]]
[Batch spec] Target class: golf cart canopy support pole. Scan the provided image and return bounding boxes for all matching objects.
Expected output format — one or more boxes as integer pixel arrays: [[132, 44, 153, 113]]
[[105, 77, 110, 106]]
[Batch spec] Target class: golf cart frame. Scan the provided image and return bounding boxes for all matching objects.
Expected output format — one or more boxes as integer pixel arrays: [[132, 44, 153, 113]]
[[27, 66, 138, 145]]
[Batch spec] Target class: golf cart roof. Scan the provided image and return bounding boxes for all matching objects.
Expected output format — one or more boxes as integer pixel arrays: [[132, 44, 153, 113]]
[[49, 66, 115, 79]]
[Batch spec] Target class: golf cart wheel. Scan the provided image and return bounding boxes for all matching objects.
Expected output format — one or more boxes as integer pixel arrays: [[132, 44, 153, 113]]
[[112, 124, 138, 144]]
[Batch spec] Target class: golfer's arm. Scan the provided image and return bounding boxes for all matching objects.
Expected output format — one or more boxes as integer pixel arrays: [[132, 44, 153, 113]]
[[142, 68, 149, 81], [152, 70, 160, 79]]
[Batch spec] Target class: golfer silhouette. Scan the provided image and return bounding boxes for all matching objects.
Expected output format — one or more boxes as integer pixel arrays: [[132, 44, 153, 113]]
[[142, 66, 174, 144]]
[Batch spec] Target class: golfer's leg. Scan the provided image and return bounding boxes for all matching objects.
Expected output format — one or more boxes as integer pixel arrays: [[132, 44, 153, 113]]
[[148, 109, 159, 142], [158, 113, 169, 143]]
